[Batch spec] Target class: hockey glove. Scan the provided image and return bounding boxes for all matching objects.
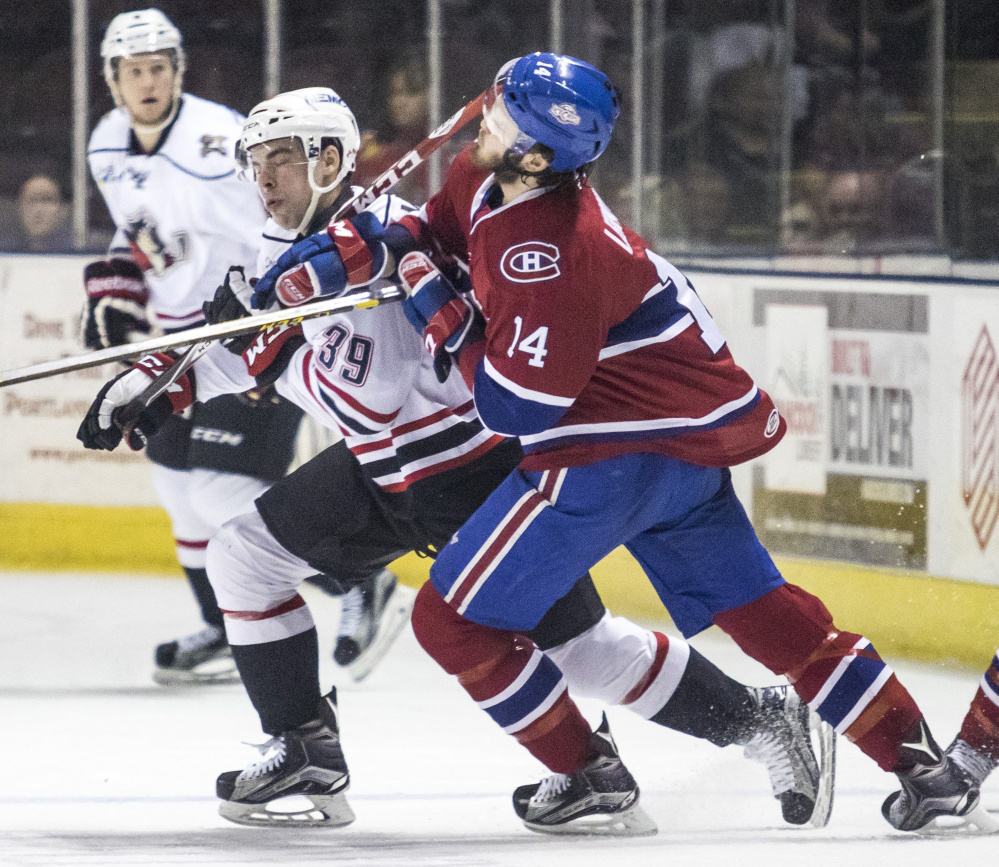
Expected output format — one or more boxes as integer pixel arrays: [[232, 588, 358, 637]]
[[81, 259, 151, 350], [398, 251, 484, 383], [204, 267, 306, 387], [76, 352, 195, 452], [251, 211, 390, 310], [202, 266, 258, 353]]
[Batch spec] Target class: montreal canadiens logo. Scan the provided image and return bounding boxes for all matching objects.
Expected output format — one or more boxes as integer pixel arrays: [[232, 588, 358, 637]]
[[549, 102, 581, 126], [500, 242, 561, 283], [764, 408, 781, 438]]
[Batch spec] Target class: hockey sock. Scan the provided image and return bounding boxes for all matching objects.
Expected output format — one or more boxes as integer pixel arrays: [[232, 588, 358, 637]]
[[524, 573, 606, 651], [714, 582, 923, 771], [959, 652, 999, 760], [229, 628, 321, 736], [412, 581, 592, 774], [648, 645, 756, 747], [184, 566, 224, 628]]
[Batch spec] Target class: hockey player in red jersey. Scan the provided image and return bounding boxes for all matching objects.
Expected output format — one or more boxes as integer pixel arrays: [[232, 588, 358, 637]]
[[246, 52, 996, 835]]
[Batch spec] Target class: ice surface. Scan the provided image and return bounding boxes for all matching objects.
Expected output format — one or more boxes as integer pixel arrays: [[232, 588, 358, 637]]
[[1, 570, 995, 866]]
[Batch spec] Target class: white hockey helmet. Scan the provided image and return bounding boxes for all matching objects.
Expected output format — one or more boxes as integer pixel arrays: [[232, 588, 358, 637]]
[[101, 8, 185, 82], [239, 87, 361, 234], [101, 9, 184, 128]]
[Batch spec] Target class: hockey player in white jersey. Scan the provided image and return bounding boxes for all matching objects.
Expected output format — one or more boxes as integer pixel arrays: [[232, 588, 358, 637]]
[[82, 8, 307, 685], [78, 86, 834, 834]]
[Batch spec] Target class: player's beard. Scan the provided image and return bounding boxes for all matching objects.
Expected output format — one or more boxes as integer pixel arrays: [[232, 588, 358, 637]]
[[470, 139, 523, 185]]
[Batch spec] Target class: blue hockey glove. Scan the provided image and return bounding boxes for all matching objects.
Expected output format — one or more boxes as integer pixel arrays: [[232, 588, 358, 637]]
[[251, 211, 390, 310], [398, 251, 484, 383]]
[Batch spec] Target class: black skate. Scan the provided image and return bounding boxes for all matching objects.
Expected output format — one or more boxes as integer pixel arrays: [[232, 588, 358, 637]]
[[217, 689, 354, 827], [743, 685, 835, 827], [512, 713, 657, 836], [333, 569, 416, 682], [153, 624, 240, 686], [882, 720, 998, 834], [947, 737, 999, 788]]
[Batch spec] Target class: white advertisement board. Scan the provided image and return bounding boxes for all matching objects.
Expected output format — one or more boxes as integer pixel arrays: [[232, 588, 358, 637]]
[[930, 290, 999, 585], [0, 255, 157, 506], [692, 270, 932, 570]]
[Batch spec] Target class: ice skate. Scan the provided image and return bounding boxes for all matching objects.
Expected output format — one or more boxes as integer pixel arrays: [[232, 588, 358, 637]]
[[153, 624, 240, 685], [333, 569, 416, 682], [882, 720, 998, 834], [947, 737, 999, 788], [512, 713, 657, 837], [217, 689, 354, 827], [743, 684, 835, 827]]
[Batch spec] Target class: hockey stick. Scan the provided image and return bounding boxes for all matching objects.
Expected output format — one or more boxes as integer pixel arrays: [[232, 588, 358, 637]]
[[0, 286, 404, 387], [0, 88, 487, 391]]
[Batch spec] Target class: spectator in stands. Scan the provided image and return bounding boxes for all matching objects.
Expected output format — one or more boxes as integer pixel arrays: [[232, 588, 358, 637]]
[[353, 53, 431, 203], [0, 173, 74, 253]]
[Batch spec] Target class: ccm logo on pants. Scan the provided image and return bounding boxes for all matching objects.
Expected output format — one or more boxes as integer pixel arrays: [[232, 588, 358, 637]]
[[191, 427, 245, 446]]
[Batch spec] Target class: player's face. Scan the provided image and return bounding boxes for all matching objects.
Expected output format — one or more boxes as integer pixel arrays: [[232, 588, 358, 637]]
[[115, 53, 177, 126], [471, 119, 510, 172], [250, 138, 313, 230]]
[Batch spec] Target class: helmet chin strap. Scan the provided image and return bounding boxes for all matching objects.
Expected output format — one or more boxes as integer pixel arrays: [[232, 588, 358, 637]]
[[295, 157, 344, 236]]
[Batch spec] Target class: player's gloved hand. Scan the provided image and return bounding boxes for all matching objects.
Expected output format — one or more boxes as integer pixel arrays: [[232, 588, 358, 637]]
[[250, 211, 390, 310], [81, 258, 151, 350], [398, 251, 484, 383], [204, 267, 306, 387], [76, 352, 195, 452], [203, 266, 257, 353], [238, 324, 306, 388]]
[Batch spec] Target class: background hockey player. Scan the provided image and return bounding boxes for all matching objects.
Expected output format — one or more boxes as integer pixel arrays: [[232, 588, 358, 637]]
[[83, 8, 305, 684], [246, 52, 996, 836], [85, 12, 405, 687], [79, 86, 834, 834]]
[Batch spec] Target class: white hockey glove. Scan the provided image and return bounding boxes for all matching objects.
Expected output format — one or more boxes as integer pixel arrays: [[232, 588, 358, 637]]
[[77, 352, 195, 451]]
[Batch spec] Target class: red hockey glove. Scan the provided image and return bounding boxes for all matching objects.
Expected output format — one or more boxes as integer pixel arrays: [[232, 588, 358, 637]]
[[203, 267, 306, 387], [239, 324, 306, 388], [77, 352, 195, 451], [398, 251, 484, 383], [252, 212, 390, 309], [81, 258, 151, 350]]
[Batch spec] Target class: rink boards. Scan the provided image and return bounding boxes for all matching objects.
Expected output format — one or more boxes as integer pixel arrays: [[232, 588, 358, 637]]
[[2, 253, 999, 669]]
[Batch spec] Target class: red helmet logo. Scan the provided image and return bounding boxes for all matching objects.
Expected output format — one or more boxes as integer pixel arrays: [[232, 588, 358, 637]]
[[500, 242, 561, 283]]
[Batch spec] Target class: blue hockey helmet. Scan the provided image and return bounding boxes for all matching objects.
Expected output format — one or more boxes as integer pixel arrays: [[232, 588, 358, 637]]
[[483, 52, 620, 173]]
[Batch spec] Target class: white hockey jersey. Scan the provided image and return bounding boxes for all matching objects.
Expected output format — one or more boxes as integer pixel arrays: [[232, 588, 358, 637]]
[[88, 94, 267, 330], [195, 191, 505, 492]]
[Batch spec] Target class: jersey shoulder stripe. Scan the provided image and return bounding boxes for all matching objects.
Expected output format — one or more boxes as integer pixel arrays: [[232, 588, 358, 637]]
[[483, 358, 573, 407]]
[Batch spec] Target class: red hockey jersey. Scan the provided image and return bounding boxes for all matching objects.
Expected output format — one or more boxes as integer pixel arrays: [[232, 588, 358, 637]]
[[399, 146, 785, 470]]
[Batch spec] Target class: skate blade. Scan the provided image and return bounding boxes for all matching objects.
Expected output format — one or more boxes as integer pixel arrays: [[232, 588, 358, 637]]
[[344, 584, 417, 683], [524, 803, 658, 837], [916, 803, 999, 837], [153, 660, 241, 686], [808, 707, 837, 829], [218, 792, 356, 828]]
